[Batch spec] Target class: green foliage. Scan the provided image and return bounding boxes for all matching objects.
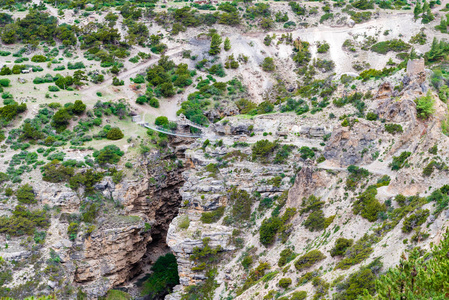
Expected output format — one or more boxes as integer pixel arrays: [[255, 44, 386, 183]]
[[278, 248, 297, 267], [16, 183, 36, 204], [294, 250, 326, 271], [353, 186, 386, 222], [105, 290, 131, 300], [336, 234, 377, 270], [67, 222, 79, 241], [93, 145, 124, 165], [0, 205, 50, 236], [384, 123, 403, 134], [228, 188, 253, 223], [415, 91, 435, 119], [290, 291, 307, 300], [261, 57, 275, 72], [69, 169, 104, 193], [155, 116, 169, 126], [51, 108, 71, 133], [402, 209, 429, 233], [390, 151, 411, 170], [42, 160, 74, 183], [252, 139, 277, 163], [330, 238, 354, 257], [72, 100, 86, 115], [278, 277, 292, 288], [106, 127, 124, 140], [201, 207, 225, 224], [346, 165, 370, 190], [425, 38, 449, 63], [361, 231, 449, 300], [259, 207, 296, 246], [335, 258, 382, 300], [178, 215, 190, 229], [209, 34, 222, 55], [141, 253, 179, 298], [299, 146, 315, 160]]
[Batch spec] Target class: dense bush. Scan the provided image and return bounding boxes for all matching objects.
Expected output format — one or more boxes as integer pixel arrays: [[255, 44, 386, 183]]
[[415, 91, 435, 119], [278, 248, 296, 267], [390, 151, 411, 170], [336, 234, 376, 269], [155, 116, 169, 126], [402, 209, 429, 233], [141, 253, 179, 298], [51, 108, 71, 133], [384, 123, 403, 134], [229, 188, 253, 222], [42, 160, 74, 183], [0, 205, 50, 236], [278, 278, 292, 288], [93, 145, 124, 165], [252, 139, 277, 163], [72, 100, 86, 115], [106, 127, 124, 140], [363, 231, 449, 299], [294, 250, 326, 271], [330, 238, 354, 257], [16, 183, 36, 204], [200, 207, 225, 224], [352, 186, 386, 222], [261, 57, 275, 72]]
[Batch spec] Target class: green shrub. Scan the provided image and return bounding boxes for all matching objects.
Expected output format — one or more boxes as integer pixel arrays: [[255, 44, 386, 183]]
[[259, 208, 296, 246], [294, 250, 326, 271], [42, 160, 74, 183], [366, 112, 378, 120], [93, 145, 124, 165], [31, 55, 47, 62], [402, 209, 429, 233], [0, 205, 50, 236], [48, 85, 60, 92], [261, 57, 275, 72], [384, 123, 403, 134], [0, 78, 11, 87], [352, 186, 386, 222], [136, 96, 148, 105], [278, 278, 292, 288], [16, 183, 36, 204], [200, 206, 225, 223], [155, 116, 169, 126], [229, 188, 253, 222], [106, 290, 131, 300], [278, 248, 296, 267], [423, 161, 435, 176], [371, 39, 410, 54], [335, 234, 376, 270], [252, 139, 277, 163], [415, 91, 435, 119], [73, 100, 86, 115], [390, 151, 411, 170], [299, 146, 315, 160], [178, 215, 190, 229], [330, 238, 354, 257], [346, 165, 370, 190], [149, 98, 160, 108], [290, 291, 307, 300], [141, 253, 179, 298], [106, 127, 124, 140], [67, 222, 79, 241]]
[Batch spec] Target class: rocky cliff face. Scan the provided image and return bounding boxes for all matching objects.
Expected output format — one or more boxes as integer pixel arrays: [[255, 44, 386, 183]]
[[163, 72, 449, 300]]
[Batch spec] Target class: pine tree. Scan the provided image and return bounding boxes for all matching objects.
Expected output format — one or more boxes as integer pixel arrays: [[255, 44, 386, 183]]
[[224, 37, 231, 51], [414, 1, 422, 19], [209, 34, 222, 55]]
